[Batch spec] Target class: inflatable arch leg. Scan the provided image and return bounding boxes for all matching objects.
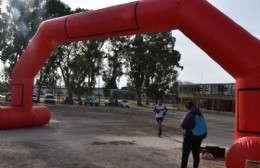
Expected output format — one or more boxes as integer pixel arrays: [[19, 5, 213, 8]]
[[1, 0, 260, 166], [226, 137, 260, 168]]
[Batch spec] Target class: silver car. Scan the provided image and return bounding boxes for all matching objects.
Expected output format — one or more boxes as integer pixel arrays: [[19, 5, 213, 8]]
[[118, 99, 129, 108], [44, 94, 55, 104]]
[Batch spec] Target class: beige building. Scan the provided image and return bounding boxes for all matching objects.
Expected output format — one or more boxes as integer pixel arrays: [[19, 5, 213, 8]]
[[178, 83, 235, 112]]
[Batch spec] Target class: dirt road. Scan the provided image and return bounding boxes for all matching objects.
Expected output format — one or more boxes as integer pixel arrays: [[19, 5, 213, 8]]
[[0, 104, 234, 168]]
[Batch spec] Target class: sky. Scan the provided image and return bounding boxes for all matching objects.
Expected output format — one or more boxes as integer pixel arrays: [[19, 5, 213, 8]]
[[60, 0, 260, 86]]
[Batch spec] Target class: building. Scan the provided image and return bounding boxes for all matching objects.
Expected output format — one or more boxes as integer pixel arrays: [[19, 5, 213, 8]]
[[178, 83, 235, 112]]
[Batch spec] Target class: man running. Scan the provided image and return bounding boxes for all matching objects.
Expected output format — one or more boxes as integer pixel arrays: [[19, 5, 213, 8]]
[[153, 100, 168, 137]]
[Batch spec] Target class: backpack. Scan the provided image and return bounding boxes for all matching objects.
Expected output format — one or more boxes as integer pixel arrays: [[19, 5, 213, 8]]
[[192, 114, 207, 138]]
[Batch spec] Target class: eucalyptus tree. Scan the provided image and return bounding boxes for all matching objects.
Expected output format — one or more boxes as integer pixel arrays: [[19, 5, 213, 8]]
[[74, 40, 105, 98], [123, 35, 149, 106], [102, 37, 125, 97], [0, 0, 71, 99], [0, 0, 44, 81], [54, 43, 75, 94], [55, 39, 105, 101], [0, 2, 9, 81], [144, 32, 182, 102], [119, 32, 182, 105]]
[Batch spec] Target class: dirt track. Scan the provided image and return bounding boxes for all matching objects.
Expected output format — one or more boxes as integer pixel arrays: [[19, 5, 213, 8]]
[[0, 104, 234, 168]]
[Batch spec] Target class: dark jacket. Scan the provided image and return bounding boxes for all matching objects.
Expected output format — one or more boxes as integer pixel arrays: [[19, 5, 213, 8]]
[[181, 105, 201, 138]]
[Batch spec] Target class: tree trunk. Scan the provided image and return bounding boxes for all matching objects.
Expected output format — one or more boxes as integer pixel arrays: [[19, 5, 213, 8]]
[[136, 89, 142, 106]]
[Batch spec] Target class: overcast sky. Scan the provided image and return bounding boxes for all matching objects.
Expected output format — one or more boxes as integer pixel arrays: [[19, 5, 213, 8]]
[[60, 0, 260, 85]]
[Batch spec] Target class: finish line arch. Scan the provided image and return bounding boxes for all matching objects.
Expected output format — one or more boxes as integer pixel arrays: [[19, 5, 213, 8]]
[[1, 0, 260, 167]]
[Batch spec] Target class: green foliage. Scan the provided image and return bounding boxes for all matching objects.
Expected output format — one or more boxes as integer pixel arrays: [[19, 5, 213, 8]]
[[0, 0, 43, 81], [71, 40, 105, 97], [43, 0, 71, 19], [144, 32, 183, 102], [112, 32, 182, 105], [54, 39, 104, 98], [0, 81, 11, 93], [0, 0, 71, 81], [102, 38, 125, 97]]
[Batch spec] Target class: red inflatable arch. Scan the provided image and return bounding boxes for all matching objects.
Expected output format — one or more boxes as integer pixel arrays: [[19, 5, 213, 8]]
[[1, 0, 259, 167]]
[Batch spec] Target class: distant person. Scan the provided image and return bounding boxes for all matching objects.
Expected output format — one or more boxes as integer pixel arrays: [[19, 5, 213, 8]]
[[180, 100, 207, 168], [64, 93, 74, 105], [153, 99, 167, 137]]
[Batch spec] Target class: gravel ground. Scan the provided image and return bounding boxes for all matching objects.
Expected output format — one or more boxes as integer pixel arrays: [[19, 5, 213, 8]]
[[0, 103, 234, 168]]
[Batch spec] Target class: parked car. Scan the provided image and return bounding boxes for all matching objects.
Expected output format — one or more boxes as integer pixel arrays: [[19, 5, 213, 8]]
[[84, 96, 99, 106], [118, 99, 129, 108], [105, 98, 118, 106], [5, 92, 12, 102], [44, 94, 55, 104]]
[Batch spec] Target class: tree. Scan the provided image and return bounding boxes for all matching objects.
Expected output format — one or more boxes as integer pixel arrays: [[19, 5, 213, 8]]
[[0, 0, 71, 98], [102, 38, 125, 97], [71, 40, 105, 99], [120, 32, 182, 105], [54, 39, 105, 101], [43, 0, 71, 19], [124, 35, 148, 106], [0, 0, 44, 81], [0, 3, 9, 81], [144, 32, 182, 102], [54, 44, 75, 94], [0, 81, 11, 93]]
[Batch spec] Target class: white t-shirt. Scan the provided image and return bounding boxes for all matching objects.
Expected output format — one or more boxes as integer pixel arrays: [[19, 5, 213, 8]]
[[154, 104, 167, 118]]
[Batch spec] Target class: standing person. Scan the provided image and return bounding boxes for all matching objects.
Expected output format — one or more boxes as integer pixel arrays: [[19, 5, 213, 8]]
[[153, 99, 167, 137], [180, 100, 207, 168]]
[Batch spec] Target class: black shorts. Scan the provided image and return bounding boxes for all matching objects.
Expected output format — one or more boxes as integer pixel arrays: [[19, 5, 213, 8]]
[[156, 117, 164, 123]]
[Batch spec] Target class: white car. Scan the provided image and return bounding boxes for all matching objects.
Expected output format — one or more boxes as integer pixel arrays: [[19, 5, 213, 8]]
[[84, 96, 99, 106], [118, 99, 129, 108], [44, 94, 56, 104]]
